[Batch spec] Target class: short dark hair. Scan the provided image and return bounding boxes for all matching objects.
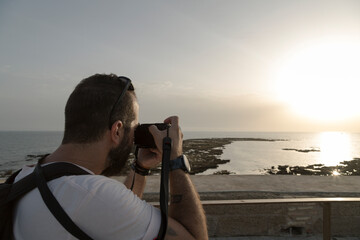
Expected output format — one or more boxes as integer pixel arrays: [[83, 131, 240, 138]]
[[62, 74, 136, 144]]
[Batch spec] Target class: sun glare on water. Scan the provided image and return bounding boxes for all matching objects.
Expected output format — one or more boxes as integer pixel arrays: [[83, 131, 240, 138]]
[[274, 38, 360, 122], [318, 132, 352, 167]]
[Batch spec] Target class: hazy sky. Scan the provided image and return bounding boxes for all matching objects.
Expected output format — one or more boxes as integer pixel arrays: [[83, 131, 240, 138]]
[[1, 0, 359, 132]]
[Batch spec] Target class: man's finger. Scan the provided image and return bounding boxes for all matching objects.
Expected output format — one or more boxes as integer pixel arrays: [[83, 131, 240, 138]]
[[149, 125, 167, 149], [149, 148, 161, 156], [164, 116, 179, 127], [149, 125, 162, 137]]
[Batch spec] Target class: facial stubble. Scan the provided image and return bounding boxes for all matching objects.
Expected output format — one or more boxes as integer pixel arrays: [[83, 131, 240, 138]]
[[101, 130, 133, 176]]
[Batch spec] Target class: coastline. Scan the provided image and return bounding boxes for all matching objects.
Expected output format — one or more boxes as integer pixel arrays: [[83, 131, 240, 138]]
[[1, 136, 360, 178]]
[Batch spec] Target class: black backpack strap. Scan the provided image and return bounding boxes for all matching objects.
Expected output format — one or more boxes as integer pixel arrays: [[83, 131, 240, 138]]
[[34, 162, 94, 240], [7, 162, 90, 202]]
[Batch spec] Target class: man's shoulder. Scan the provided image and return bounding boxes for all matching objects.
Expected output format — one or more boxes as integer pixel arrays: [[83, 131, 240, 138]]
[[64, 173, 126, 195], [14, 163, 128, 197], [64, 174, 139, 206]]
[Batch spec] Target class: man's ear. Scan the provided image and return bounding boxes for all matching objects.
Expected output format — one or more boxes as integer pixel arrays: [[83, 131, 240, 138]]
[[110, 120, 123, 145]]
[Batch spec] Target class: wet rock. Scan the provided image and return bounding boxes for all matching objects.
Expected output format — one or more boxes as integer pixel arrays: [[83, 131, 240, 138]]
[[265, 158, 360, 176], [213, 170, 234, 175], [26, 154, 49, 161], [0, 169, 14, 178], [282, 148, 320, 153]]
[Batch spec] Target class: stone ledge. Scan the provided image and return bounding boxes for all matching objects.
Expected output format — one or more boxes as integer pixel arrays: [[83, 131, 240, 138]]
[[111, 175, 360, 195]]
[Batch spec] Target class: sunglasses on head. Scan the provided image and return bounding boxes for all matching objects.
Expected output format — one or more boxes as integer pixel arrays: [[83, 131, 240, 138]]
[[108, 76, 134, 129]]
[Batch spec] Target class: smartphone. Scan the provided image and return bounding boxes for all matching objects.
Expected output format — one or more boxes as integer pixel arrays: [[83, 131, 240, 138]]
[[134, 123, 170, 148]]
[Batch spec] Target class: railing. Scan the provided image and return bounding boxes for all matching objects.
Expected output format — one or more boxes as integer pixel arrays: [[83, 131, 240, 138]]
[[152, 197, 360, 240], [3, 173, 359, 239]]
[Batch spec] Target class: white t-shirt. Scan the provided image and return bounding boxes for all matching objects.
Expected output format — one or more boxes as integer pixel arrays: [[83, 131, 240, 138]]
[[13, 163, 161, 240]]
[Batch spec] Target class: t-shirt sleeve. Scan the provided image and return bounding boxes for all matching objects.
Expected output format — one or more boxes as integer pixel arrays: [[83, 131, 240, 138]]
[[67, 176, 161, 240]]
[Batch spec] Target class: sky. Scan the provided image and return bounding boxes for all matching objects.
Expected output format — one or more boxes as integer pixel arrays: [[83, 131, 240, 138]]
[[0, 0, 359, 132]]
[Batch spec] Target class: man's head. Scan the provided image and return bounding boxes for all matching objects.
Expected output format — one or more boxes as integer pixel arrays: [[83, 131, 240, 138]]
[[62, 73, 138, 175]]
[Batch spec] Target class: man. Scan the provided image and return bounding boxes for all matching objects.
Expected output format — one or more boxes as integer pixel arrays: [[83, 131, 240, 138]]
[[13, 74, 208, 239]]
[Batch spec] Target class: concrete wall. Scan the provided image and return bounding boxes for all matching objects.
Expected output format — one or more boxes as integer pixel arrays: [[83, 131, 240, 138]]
[[204, 202, 360, 238]]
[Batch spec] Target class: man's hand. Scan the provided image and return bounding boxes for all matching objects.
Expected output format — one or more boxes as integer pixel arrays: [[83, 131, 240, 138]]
[[136, 148, 161, 169], [149, 116, 183, 160], [129, 116, 207, 239]]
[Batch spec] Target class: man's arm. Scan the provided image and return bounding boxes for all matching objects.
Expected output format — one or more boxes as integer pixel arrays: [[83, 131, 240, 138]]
[[124, 166, 207, 239], [166, 170, 208, 240], [123, 169, 146, 199], [150, 116, 208, 240], [124, 147, 159, 198], [123, 163, 207, 239]]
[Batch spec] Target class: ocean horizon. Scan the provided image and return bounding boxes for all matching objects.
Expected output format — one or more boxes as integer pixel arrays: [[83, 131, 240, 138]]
[[1, 131, 359, 176]]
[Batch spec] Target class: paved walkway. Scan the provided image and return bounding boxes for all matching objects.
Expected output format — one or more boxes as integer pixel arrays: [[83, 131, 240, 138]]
[[209, 237, 360, 240], [112, 175, 360, 194]]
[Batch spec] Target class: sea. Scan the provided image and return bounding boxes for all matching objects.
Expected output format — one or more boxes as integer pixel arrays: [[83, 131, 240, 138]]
[[0, 131, 359, 176]]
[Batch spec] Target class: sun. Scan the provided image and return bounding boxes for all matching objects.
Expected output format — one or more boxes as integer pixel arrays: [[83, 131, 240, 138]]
[[273, 38, 360, 122]]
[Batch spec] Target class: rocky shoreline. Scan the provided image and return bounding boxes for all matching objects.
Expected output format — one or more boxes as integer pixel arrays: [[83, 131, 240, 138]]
[[0, 137, 285, 178], [265, 158, 360, 176], [2, 137, 360, 178], [4, 137, 360, 177]]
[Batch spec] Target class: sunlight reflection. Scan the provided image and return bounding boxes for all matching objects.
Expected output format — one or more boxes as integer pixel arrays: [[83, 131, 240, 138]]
[[319, 132, 352, 166]]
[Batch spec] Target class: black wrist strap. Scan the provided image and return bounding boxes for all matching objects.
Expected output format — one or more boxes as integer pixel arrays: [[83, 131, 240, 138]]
[[157, 133, 172, 240], [131, 162, 150, 176], [34, 162, 94, 240]]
